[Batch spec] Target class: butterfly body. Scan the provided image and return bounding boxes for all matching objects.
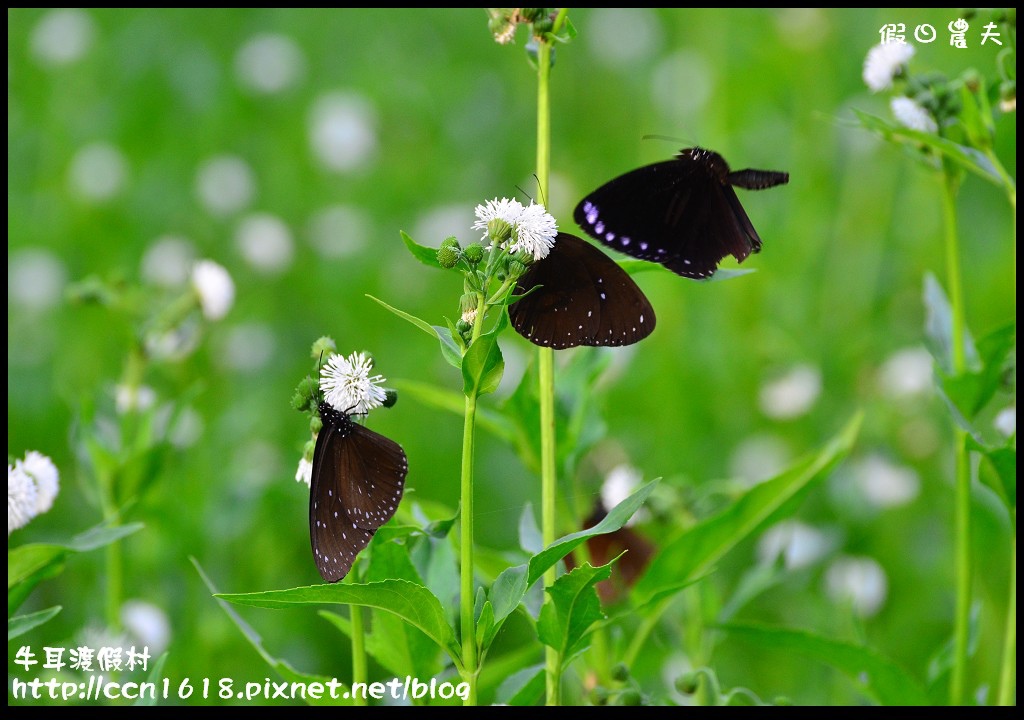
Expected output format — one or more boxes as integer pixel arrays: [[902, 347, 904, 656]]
[[574, 147, 788, 279], [509, 232, 655, 349], [309, 401, 408, 583]]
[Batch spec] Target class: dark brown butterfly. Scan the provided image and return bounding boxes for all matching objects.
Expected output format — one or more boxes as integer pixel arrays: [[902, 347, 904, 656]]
[[574, 147, 789, 279], [509, 232, 655, 348], [566, 502, 655, 604], [310, 401, 408, 582]]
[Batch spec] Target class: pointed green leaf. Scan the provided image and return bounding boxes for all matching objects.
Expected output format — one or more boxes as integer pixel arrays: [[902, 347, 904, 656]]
[[8, 522, 143, 589], [635, 415, 861, 603], [134, 652, 168, 706], [537, 561, 612, 664], [462, 334, 504, 398], [496, 664, 546, 706], [400, 230, 444, 269], [721, 622, 929, 706], [8, 606, 62, 640], [366, 294, 461, 368], [193, 559, 346, 705], [216, 578, 460, 666]]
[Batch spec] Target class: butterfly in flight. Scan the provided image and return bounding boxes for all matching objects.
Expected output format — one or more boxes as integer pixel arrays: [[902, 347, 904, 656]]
[[509, 232, 656, 349], [309, 401, 408, 582], [574, 147, 789, 279]]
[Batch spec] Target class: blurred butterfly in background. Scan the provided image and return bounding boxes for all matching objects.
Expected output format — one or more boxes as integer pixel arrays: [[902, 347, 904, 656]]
[[565, 500, 655, 604], [509, 232, 656, 349], [309, 400, 408, 582], [574, 147, 789, 279]]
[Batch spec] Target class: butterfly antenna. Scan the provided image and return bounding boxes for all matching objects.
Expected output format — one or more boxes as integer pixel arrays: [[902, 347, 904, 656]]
[[514, 182, 538, 206]]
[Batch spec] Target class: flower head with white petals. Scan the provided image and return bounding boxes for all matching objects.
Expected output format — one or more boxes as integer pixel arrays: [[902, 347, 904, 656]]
[[295, 457, 312, 487], [9, 462, 38, 535], [472, 197, 524, 242], [191, 260, 235, 321], [320, 351, 387, 415], [22, 451, 60, 514], [890, 96, 938, 133], [863, 41, 914, 92], [510, 202, 558, 261]]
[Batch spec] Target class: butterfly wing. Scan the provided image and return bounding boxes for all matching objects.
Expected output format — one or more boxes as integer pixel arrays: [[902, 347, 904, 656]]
[[509, 232, 655, 348], [309, 419, 408, 583]]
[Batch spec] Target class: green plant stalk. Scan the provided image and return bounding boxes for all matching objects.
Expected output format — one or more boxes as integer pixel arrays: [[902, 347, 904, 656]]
[[350, 604, 367, 707], [941, 167, 972, 706], [459, 291, 487, 706], [997, 529, 1016, 706], [535, 29, 561, 707]]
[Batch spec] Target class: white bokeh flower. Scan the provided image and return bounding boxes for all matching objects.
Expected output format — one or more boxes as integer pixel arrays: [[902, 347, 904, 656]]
[[234, 33, 304, 95], [9, 462, 38, 535], [601, 464, 647, 526], [295, 457, 312, 487], [191, 260, 235, 321], [825, 555, 888, 617], [994, 406, 1016, 437], [320, 352, 387, 415], [757, 520, 833, 570], [235, 213, 294, 274], [8, 248, 68, 311], [68, 143, 128, 202], [30, 9, 95, 67], [510, 202, 558, 261], [309, 92, 378, 173], [21, 451, 59, 515], [863, 41, 914, 92], [759, 364, 822, 420], [120, 600, 171, 656], [115, 384, 157, 415], [471, 197, 525, 242], [195, 155, 255, 216], [890, 96, 938, 133], [851, 454, 920, 509], [878, 346, 933, 398], [141, 236, 196, 288]]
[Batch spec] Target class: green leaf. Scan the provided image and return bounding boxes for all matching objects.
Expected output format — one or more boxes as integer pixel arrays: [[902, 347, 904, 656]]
[[634, 415, 861, 603], [8, 606, 61, 640], [476, 599, 495, 655], [8, 522, 143, 589], [490, 481, 658, 627], [366, 294, 461, 369], [461, 333, 504, 398], [216, 578, 461, 667], [923, 273, 980, 376], [537, 561, 612, 664], [854, 109, 1003, 186], [8, 561, 64, 616], [134, 652, 168, 706], [192, 559, 346, 705], [935, 322, 1015, 429], [969, 435, 1016, 512], [518, 502, 543, 555], [720, 622, 929, 706], [400, 230, 443, 269], [496, 664, 546, 706]]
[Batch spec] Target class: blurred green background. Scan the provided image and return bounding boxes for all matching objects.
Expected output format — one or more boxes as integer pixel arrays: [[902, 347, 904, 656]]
[[8, 8, 1015, 705]]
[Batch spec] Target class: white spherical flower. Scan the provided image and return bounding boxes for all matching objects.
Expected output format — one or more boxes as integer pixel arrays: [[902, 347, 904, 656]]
[[68, 143, 128, 202], [510, 202, 558, 261], [890, 96, 938, 133], [320, 352, 387, 416], [759, 364, 822, 420], [295, 457, 313, 488], [191, 260, 235, 321], [30, 9, 95, 67], [863, 42, 914, 93], [994, 406, 1016, 438], [757, 520, 832, 570], [471, 197, 525, 242], [878, 346, 933, 398], [195, 155, 255, 216], [234, 33, 304, 95], [120, 600, 171, 656], [235, 213, 294, 274], [21, 451, 60, 515], [825, 556, 888, 617], [9, 462, 38, 535], [851, 454, 920, 509]]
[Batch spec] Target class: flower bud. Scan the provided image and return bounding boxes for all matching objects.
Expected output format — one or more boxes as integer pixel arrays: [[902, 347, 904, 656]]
[[311, 336, 337, 361], [675, 671, 700, 695], [456, 319, 471, 334], [310, 415, 323, 436], [463, 243, 484, 264], [617, 689, 642, 706], [508, 260, 527, 279], [383, 389, 398, 408], [291, 376, 319, 411], [487, 218, 513, 244], [611, 663, 630, 683], [437, 245, 460, 269]]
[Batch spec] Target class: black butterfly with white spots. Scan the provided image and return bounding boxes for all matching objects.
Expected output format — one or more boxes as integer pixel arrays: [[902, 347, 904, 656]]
[[574, 147, 789, 279]]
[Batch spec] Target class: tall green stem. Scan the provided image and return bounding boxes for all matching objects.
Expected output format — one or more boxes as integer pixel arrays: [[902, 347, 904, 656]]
[[997, 529, 1016, 706], [941, 168, 972, 706], [459, 292, 487, 706], [535, 26, 562, 707], [350, 604, 367, 707]]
